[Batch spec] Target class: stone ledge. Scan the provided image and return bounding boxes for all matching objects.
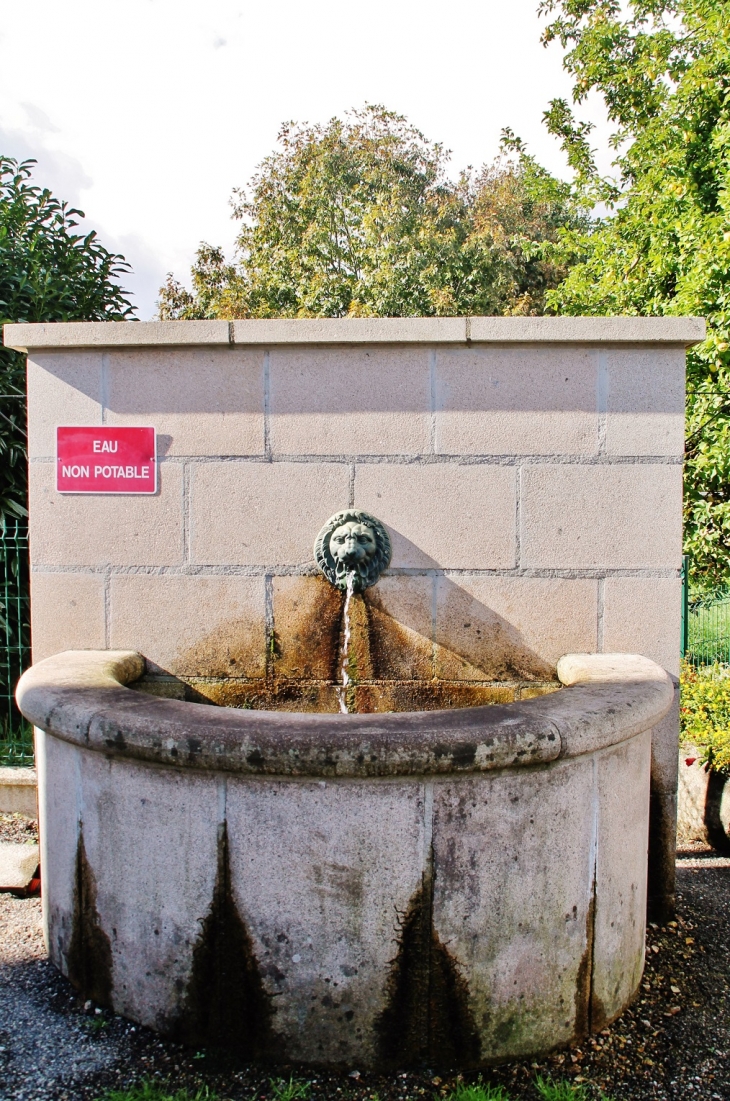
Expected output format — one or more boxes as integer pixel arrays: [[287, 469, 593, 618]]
[[16, 649, 673, 778], [0, 767, 37, 817], [3, 316, 706, 350]]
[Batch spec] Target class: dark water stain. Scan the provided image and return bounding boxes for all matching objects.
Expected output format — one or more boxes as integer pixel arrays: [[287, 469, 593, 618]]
[[173, 822, 275, 1058], [647, 780, 676, 921], [66, 830, 113, 1007], [574, 881, 596, 1037], [375, 882, 481, 1070]]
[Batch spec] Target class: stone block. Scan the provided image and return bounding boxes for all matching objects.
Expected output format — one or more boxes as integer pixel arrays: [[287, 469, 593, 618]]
[[0, 768, 37, 817], [269, 347, 431, 456], [604, 348, 685, 456], [649, 689, 681, 793], [225, 776, 427, 1066], [432, 757, 596, 1060], [272, 575, 343, 681], [434, 576, 597, 681], [354, 463, 515, 569], [110, 575, 266, 677], [104, 347, 265, 456], [521, 464, 683, 569], [603, 577, 682, 676], [190, 461, 350, 565], [434, 346, 598, 455], [37, 732, 82, 966], [466, 316, 704, 344], [30, 572, 106, 662], [29, 462, 184, 567], [366, 575, 434, 680], [5, 319, 231, 348], [76, 749, 221, 1030], [0, 842, 39, 889], [233, 316, 467, 344], [591, 732, 651, 1026], [677, 747, 730, 847], [27, 353, 102, 459]]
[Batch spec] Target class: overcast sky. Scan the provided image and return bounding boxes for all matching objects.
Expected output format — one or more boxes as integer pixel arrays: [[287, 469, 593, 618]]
[[0, 0, 611, 319]]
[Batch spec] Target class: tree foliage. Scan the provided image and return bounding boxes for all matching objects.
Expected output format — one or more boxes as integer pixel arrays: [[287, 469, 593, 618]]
[[539, 0, 730, 595], [0, 156, 133, 522], [158, 106, 588, 321]]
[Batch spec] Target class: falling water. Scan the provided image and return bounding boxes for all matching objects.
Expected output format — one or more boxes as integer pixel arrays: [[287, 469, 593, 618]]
[[337, 571, 356, 714]]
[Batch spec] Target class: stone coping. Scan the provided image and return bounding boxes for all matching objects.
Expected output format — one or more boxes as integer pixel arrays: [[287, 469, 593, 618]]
[[3, 316, 705, 350], [16, 650, 673, 778]]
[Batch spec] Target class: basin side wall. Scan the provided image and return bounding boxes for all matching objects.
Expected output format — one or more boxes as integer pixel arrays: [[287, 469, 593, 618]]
[[39, 726, 651, 1067], [24, 332, 685, 911]]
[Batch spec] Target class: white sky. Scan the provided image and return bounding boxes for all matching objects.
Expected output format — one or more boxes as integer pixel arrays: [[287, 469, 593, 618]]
[[0, 0, 612, 319]]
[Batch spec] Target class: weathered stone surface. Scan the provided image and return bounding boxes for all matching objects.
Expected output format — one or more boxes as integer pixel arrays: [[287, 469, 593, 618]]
[[604, 348, 685, 457], [104, 347, 265, 456], [434, 576, 597, 681], [190, 462, 350, 566], [270, 347, 431, 455], [21, 650, 671, 1067], [109, 574, 266, 678], [29, 463, 184, 567], [27, 353, 102, 459], [591, 732, 651, 1027], [431, 758, 596, 1061], [354, 463, 516, 569], [72, 748, 220, 1029], [225, 777, 427, 1065], [434, 346, 598, 456], [0, 767, 37, 817], [0, 842, 39, 889], [31, 573, 106, 663], [4, 316, 706, 350], [677, 746, 730, 848], [17, 651, 672, 778], [602, 577, 682, 676], [521, 464, 683, 569]]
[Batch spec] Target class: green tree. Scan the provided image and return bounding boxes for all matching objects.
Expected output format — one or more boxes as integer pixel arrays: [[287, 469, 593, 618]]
[[539, 0, 730, 595], [0, 156, 133, 522], [158, 105, 587, 321]]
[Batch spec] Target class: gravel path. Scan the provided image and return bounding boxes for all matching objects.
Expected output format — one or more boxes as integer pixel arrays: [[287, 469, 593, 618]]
[[0, 849, 728, 1101]]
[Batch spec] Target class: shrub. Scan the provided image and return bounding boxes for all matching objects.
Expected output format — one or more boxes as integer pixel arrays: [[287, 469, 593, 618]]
[[680, 660, 730, 772]]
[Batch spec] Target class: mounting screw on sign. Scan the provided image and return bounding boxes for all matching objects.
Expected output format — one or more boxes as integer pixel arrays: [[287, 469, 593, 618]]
[[56, 427, 157, 494]]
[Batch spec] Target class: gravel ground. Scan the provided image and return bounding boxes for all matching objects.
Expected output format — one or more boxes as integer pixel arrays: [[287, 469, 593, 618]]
[[0, 814, 38, 845], [0, 847, 728, 1101]]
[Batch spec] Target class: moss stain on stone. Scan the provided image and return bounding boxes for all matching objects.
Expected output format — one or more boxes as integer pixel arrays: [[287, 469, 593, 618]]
[[174, 822, 275, 1058], [375, 882, 481, 1070], [66, 830, 113, 1007]]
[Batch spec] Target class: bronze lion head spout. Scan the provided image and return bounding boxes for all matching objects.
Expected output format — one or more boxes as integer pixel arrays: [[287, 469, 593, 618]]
[[314, 510, 392, 593]]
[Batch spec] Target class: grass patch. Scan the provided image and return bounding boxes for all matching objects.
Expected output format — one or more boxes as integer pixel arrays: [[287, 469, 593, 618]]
[[101, 1083, 218, 1101], [444, 1079, 512, 1101], [269, 1079, 311, 1101]]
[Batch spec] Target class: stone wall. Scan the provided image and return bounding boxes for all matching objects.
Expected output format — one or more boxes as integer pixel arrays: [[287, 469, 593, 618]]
[[5, 314, 704, 913]]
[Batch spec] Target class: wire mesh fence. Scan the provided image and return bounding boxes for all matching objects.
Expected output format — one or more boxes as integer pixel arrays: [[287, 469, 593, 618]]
[[0, 518, 32, 765], [682, 556, 730, 668]]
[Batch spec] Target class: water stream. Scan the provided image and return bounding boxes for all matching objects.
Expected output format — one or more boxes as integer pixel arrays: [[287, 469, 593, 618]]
[[337, 571, 355, 713]]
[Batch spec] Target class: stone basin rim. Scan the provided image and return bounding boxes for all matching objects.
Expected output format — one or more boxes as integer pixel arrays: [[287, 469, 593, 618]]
[[17, 650, 674, 778]]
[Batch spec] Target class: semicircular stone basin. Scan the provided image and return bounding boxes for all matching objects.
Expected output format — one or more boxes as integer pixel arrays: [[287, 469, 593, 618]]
[[18, 650, 673, 1071]]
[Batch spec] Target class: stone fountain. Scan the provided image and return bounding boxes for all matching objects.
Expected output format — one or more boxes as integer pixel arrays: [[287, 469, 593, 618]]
[[6, 315, 702, 1069]]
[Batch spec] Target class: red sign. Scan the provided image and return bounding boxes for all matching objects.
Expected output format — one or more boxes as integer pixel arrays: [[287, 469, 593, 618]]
[[56, 427, 157, 494]]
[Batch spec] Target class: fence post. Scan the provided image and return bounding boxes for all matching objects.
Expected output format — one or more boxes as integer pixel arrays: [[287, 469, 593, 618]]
[[681, 554, 689, 659]]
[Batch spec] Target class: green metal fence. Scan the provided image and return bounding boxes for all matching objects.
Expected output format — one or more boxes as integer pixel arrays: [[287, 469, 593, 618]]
[[0, 518, 33, 765], [681, 555, 730, 668]]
